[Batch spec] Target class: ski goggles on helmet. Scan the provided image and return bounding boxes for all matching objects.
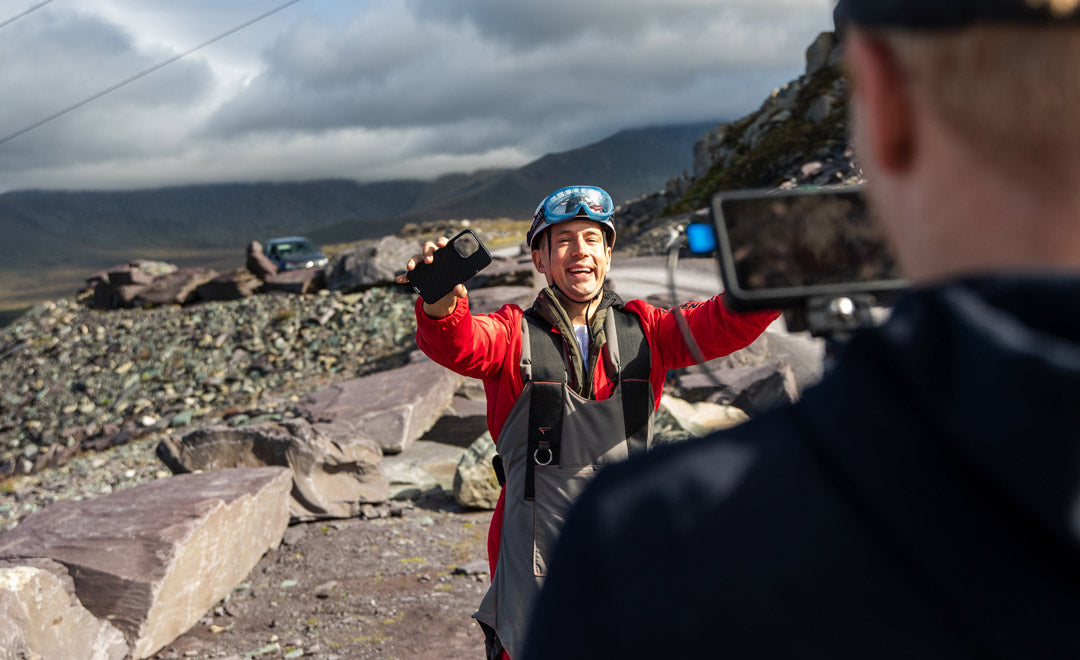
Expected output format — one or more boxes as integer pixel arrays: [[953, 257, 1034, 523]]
[[527, 185, 616, 248]]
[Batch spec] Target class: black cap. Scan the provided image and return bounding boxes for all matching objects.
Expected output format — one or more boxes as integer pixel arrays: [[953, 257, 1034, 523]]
[[834, 0, 1080, 30]]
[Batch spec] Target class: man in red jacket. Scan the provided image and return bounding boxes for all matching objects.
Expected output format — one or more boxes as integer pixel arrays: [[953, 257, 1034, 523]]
[[398, 185, 777, 660]]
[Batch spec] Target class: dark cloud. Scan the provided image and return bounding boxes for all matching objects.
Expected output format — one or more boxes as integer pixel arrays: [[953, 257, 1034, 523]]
[[0, 0, 833, 191]]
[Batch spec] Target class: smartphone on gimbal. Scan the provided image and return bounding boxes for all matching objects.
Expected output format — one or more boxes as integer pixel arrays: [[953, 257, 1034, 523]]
[[708, 186, 907, 313]]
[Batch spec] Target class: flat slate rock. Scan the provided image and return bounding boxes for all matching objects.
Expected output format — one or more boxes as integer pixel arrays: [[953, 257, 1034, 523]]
[[0, 467, 292, 659], [295, 359, 462, 454], [158, 419, 388, 522]]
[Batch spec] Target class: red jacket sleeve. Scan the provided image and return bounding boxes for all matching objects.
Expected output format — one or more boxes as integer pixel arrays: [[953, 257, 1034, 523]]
[[414, 296, 523, 381], [627, 294, 779, 373]]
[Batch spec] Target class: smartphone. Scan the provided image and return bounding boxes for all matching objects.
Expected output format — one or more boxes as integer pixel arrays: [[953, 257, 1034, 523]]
[[710, 186, 907, 311], [408, 229, 493, 303]]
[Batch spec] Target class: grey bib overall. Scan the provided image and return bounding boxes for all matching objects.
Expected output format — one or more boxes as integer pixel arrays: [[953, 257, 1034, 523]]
[[474, 303, 654, 659]]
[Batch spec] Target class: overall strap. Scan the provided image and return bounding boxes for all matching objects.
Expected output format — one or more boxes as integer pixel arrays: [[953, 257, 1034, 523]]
[[519, 305, 653, 500], [522, 310, 566, 501], [610, 306, 651, 457]]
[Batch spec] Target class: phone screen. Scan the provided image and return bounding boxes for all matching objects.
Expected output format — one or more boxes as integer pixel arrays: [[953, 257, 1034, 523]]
[[712, 186, 907, 310]]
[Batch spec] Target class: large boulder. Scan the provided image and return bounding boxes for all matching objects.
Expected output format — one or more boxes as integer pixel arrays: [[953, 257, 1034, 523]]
[[263, 267, 325, 295], [0, 558, 127, 660], [246, 240, 278, 279], [679, 330, 824, 395], [133, 267, 218, 307], [453, 433, 500, 510], [295, 359, 462, 454], [86, 260, 178, 309], [678, 362, 799, 417], [0, 467, 292, 659], [157, 419, 388, 522], [418, 391, 489, 448], [196, 268, 263, 302], [325, 235, 419, 292], [655, 394, 748, 442]]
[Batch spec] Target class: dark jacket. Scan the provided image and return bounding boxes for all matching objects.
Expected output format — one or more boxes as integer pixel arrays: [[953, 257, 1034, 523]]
[[524, 275, 1080, 660]]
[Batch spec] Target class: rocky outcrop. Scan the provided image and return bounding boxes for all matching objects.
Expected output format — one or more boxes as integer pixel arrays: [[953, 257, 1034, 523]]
[[615, 30, 856, 249], [157, 419, 388, 522], [453, 433, 500, 510], [678, 362, 799, 417], [195, 268, 263, 301], [87, 260, 178, 309], [0, 559, 128, 660], [295, 359, 462, 454], [688, 31, 849, 188], [246, 240, 278, 279], [325, 235, 419, 292], [0, 467, 291, 659], [263, 267, 325, 295], [133, 266, 219, 307]]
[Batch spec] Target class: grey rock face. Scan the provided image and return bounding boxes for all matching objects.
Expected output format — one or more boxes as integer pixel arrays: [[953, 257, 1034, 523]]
[[0, 467, 292, 659], [805, 31, 839, 78], [325, 235, 420, 293], [157, 419, 389, 522], [0, 558, 128, 660], [295, 359, 462, 454]]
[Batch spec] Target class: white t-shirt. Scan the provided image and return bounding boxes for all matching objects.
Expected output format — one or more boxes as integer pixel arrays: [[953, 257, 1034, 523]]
[[574, 324, 590, 366]]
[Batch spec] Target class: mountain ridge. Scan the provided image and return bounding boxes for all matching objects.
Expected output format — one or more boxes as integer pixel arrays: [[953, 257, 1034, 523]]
[[1, 121, 716, 304]]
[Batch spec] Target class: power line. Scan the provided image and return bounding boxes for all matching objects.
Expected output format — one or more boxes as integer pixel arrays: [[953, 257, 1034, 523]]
[[0, 0, 302, 147], [0, 0, 53, 31]]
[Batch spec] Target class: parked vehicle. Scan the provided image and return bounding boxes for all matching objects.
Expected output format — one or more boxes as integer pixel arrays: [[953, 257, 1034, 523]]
[[264, 237, 329, 271]]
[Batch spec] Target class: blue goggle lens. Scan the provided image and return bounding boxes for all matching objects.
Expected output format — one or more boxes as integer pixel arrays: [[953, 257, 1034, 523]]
[[543, 186, 614, 222]]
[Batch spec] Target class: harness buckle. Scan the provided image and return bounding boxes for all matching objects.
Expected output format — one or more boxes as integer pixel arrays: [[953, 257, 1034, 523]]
[[533, 439, 553, 466]]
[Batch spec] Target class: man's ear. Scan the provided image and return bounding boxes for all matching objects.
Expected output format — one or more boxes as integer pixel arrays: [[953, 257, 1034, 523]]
[[531, 249, 546, 274], [846, 30, 916, 173]]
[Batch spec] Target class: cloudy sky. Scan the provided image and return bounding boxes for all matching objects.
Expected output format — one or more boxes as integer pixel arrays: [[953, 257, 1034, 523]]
[[0, 0, 835, 193]]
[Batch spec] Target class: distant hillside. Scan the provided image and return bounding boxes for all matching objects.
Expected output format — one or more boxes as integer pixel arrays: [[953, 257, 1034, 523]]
[[1, 121, 714, 306], [0, 179, 426, 271], [309, 122, 716, 244]]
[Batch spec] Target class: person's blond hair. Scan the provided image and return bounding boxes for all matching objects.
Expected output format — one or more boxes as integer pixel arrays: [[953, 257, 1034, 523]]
[[882, 25, 1080, 176]]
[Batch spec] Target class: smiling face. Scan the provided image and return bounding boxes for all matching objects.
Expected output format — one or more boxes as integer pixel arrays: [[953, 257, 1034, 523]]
[[531, 219, 613, 313]]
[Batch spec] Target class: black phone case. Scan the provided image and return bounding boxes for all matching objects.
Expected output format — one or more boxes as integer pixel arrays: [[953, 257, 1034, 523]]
[[408, 229, 493, 303]]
